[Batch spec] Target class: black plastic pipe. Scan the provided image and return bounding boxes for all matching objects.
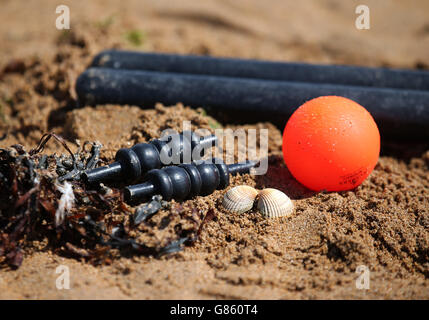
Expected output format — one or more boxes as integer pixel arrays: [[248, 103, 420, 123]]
[[82, 131, 218, 185], [76, 67, 429, 138], [124, 159, 256, 204], [91, 50, 429, 91]]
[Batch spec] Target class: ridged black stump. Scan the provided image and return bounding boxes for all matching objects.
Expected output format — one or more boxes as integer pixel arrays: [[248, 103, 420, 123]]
[[82, 131, 217, 185], [124, 159, 257, 204]]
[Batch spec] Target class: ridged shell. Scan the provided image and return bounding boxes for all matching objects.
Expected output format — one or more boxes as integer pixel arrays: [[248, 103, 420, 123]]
[[222, 185, 259, 213], [257, 188, 294, 218]]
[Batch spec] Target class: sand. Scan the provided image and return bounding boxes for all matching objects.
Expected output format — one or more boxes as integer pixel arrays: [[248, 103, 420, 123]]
[[0, 0, 428, 299]]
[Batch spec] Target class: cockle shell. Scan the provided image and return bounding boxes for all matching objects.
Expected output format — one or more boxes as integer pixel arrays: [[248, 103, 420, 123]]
[[222, 185, 259, 213], [257, 188, 294, 218]]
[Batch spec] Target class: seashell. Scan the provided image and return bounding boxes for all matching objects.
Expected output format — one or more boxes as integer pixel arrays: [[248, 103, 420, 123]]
[[222, 185, 259, 213], [257, 188, 294, 218]]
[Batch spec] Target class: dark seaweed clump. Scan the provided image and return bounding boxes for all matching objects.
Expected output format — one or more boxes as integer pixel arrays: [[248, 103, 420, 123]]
[[0, 133, 209, 269]]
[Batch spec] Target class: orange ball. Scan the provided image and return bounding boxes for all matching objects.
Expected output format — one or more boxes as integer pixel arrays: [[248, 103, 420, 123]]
[[282, 96, 380, 191]]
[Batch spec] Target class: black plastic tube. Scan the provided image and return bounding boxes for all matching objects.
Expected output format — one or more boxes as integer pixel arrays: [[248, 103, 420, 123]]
[[76, 67, 429, 138], [82, 132, 218, 185], [91, 50, 429, 91], [124, 160, 256, 204]]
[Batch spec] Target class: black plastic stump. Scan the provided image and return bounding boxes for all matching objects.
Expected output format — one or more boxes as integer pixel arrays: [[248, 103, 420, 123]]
[[91, 50, 429, 91], [76, 51, 429, 139], [124, 158, 257, 204], [82, 131, 217, 185]]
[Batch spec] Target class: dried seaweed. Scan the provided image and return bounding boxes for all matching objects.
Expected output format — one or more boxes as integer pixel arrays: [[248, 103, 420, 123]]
[[157, 237, 188, 257], [30, 132, 102, 182], [133, 195, 164, 225], [185, 208, 217, 246], [0, 133, 209, 269]]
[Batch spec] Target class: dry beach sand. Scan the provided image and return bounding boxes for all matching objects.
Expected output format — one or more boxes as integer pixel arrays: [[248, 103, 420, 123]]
[[0, 0, 428, 299]]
